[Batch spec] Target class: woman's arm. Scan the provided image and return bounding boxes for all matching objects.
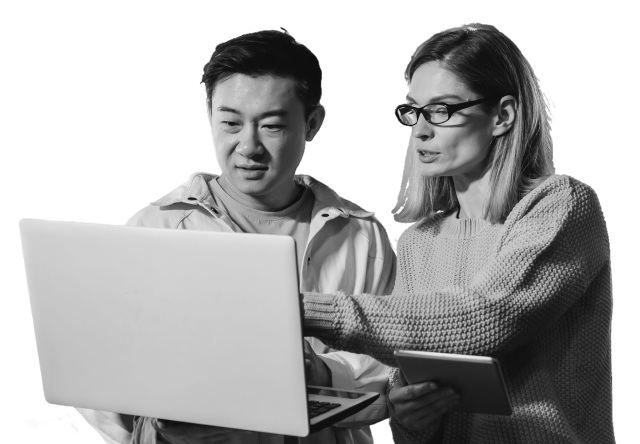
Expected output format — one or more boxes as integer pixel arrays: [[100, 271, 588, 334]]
[[304, 178, 610, 366]]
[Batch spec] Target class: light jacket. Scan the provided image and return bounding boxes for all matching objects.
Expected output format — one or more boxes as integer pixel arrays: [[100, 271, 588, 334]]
[[79, 173, 396, 444]]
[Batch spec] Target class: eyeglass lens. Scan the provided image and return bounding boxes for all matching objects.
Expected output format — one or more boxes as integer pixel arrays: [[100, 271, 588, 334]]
[[396, 104, 450, 125]]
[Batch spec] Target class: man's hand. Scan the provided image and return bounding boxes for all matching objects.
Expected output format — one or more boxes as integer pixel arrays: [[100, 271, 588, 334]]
[[303, 339, 332, 387], [151, 419, 254, 444], [387, 370, 459, 431]]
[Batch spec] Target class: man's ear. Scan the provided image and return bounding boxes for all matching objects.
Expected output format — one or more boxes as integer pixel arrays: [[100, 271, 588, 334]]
[[305, 105, 325, 142], [492, 95, 517, 137], [204, 98, 213, 127]]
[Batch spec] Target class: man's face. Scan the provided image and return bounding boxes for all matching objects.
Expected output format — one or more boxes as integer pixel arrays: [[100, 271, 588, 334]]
[[210, 74, 322, 207]]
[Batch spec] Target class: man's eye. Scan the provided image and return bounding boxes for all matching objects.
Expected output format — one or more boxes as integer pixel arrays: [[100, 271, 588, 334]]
[[263, 125, 285, 131], [221, 121, 239, 127]]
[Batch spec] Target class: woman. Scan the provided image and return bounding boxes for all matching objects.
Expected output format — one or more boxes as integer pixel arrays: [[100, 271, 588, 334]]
[[303, 24, 614, 443]]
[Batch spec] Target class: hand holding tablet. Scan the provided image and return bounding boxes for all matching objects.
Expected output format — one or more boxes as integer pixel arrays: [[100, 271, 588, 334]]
[[394, 350, 512, 416], [388, 367, 461, 430]]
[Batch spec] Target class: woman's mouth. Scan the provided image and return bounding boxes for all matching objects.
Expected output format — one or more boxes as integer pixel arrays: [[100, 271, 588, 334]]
[[417, 149, 439, 163]]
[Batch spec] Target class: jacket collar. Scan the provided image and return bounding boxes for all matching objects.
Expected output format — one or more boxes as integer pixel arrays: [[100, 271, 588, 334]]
[[151, 172, 374, 219]]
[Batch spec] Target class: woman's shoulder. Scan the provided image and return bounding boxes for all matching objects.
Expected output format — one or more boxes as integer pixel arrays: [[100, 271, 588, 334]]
[[522, 174, 594, 200], [509, 174, 602, 221]]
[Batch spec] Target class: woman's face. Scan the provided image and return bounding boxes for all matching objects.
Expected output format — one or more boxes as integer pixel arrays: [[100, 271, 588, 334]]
[[406, 62, 497, 181]]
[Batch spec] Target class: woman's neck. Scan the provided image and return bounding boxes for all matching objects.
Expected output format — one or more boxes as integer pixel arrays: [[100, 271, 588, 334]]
[[452, 167, 492, 220]]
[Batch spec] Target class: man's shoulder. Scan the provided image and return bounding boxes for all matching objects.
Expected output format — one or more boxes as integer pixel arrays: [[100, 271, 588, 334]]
[[126, 172, 219, 229], [297, 175, 373, 217], [299, 175, 391, 245], [126, 202, 198, 228], [150, 172, 217, 207]]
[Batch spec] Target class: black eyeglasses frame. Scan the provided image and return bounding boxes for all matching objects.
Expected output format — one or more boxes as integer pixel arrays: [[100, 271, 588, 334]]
[[395, 96, 500, 126]]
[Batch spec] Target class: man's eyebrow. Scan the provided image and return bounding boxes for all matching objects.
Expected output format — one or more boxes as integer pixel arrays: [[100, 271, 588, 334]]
[[260, 109, 289, 118], [405, 94, 464, 104], [217, 106, 241, 115], [215, 107, 289, 118]]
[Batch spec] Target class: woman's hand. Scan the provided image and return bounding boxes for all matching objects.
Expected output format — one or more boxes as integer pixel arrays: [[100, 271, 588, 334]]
[[388, 370, 460, 431], [303, 339, 332, 387], [152, 419, 254, 444]]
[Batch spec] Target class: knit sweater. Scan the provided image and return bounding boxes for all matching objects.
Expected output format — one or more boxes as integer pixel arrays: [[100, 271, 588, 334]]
[[304, 175, 615, 444]]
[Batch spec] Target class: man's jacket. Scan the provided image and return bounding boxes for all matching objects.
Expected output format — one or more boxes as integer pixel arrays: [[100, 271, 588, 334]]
[[79, 173, 396, 444]]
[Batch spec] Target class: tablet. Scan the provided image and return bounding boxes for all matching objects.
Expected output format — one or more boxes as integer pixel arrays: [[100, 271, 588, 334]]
[[394, 350, 512, 416]]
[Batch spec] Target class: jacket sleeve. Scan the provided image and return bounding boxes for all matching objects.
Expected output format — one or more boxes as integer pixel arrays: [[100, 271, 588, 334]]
[[75, 408, 133, 443], [318, 350, 392, 427], [317, 217, 397, 427], [132, 416, 158, 444], [304, 179, 610, 367]]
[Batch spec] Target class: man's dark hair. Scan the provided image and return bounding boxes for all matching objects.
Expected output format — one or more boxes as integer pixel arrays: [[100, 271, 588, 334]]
[[202, 30, 322, 117]]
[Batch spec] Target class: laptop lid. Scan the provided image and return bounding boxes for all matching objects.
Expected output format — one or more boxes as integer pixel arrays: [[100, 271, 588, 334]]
[[20, 219, 310, 436]]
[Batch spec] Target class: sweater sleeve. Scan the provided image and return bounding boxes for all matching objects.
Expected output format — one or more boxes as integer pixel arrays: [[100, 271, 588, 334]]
[[303, 177, 610, 366]]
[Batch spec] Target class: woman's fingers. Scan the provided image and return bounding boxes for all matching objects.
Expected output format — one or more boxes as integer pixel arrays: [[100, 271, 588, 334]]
[[397, 370, 409, 386], [401, 390, 459, 418], [389, 384, 460, 431], [408, 403, 457, 430], [389, 380, 438, 404], [393, 387, 456, 414], [398, 392, 460, 430]]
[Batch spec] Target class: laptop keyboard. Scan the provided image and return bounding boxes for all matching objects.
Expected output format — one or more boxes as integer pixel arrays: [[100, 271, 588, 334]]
[[308, 400, 341, 418]]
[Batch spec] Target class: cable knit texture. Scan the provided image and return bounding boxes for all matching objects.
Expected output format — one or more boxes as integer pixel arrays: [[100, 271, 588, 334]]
[[304, 175, 615, 443]]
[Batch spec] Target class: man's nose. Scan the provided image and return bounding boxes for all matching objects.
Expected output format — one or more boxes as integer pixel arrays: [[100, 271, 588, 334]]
[[235, 126, 263, 157], [411, 113, 435, 140]]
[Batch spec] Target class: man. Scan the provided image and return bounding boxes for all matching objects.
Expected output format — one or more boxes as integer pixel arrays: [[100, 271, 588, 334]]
[[78, 29, 395, 444]]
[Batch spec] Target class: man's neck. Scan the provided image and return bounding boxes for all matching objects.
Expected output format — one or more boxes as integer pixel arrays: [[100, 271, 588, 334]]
[[217, 175, 304, 212]]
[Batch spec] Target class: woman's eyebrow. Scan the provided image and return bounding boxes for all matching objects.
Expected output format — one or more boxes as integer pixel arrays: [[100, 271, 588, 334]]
[[405, 94, 464, 104], [429, 94, 464, 103]]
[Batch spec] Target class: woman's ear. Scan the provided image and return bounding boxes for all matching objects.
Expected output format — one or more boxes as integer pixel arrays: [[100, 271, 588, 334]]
[[492, 95, 517, 137], [305, 105, 326, 142]]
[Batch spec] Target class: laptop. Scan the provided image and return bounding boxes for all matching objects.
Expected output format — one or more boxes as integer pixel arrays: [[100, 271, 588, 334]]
[[19, 219, 379, 437]]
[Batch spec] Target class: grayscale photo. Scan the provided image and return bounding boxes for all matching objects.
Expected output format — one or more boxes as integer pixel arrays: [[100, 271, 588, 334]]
[[1, 1, 637, 443]]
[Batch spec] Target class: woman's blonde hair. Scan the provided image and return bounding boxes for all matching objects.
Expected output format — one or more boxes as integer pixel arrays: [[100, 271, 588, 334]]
[[393, 24, 554, 224]]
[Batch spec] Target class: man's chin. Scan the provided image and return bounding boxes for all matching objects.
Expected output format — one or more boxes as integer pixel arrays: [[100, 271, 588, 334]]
[[230, 177, 272, 197]]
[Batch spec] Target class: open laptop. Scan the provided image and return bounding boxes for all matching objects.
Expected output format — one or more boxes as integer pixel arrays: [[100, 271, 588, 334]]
[[19, 219, 379, 437]]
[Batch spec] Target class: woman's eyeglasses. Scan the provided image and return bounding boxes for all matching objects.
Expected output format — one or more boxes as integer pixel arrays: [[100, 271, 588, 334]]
[[395, 97, 498, 126]]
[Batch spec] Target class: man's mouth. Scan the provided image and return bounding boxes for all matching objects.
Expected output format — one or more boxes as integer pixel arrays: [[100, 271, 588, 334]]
[[237, 164, 268, 171]]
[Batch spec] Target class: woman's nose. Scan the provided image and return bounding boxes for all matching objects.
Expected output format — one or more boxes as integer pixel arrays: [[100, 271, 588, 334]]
[[235, 127, 263, 157], [411, 114, 435, 140]]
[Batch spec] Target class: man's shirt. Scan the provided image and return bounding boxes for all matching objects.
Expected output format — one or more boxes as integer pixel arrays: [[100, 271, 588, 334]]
[[78, 173, 396, 444], [208, 178, 314, 274]]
